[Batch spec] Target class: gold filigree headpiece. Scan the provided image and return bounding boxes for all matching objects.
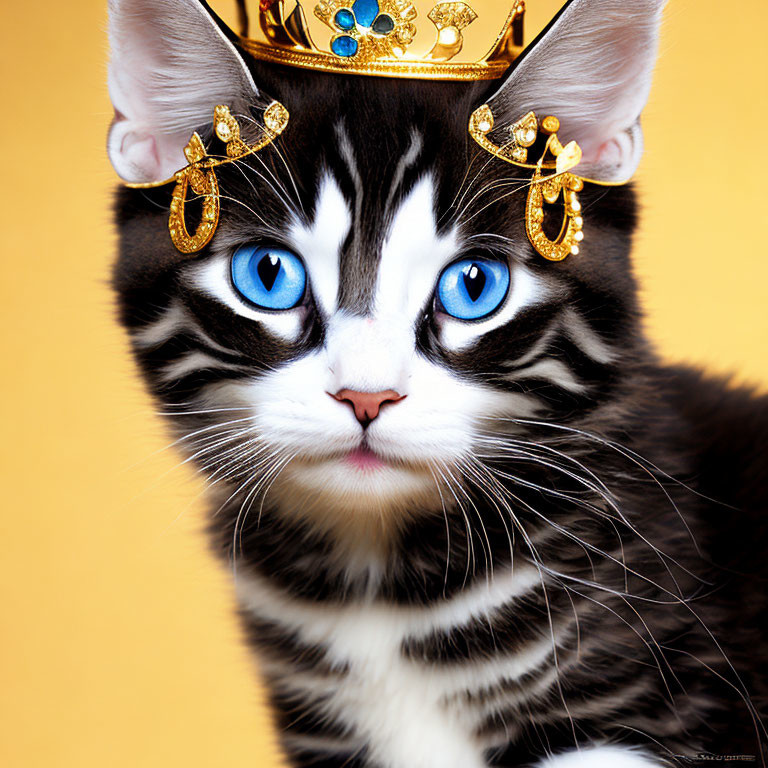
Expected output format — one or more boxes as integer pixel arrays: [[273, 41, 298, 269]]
[[469, 104, 627, 262], [125, 101, 289, 254], [222, 0, 525, 81]]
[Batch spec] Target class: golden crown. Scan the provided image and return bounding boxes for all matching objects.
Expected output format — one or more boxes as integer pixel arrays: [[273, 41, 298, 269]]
[[224, 0, 525, 80]]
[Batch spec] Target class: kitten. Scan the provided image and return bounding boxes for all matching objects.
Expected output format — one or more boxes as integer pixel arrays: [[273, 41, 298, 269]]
[[107, 0, 768, 766]]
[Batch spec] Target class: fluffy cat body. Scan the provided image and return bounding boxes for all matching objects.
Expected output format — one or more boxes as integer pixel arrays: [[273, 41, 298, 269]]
[[108, 0, 768, 765]]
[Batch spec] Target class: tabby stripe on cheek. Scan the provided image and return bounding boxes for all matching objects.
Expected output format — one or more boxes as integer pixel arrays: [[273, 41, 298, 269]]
[[159, 350, 249, 383], [560, 306, 617, 365], [131, 302, 259, 399], [501, 318, 561, 370], [133, 331, 256, 402], [133, 299, 244, 358], [495, 306, 618, 401], [132, 302, 189, 348], [503, 357, 588, 394], [155, 369, 254, 405]]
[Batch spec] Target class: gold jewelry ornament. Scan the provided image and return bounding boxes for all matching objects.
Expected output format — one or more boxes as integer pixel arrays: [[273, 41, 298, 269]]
[[124, 101, 289, 255], [169, 135, 221, 254], [226, 0, 525, 81], [426, 3, 478, 62], [469, 104, 622, 262]]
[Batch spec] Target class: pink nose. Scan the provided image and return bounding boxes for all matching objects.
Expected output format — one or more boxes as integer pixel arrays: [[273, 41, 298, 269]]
[[331, 388, 405, 427]]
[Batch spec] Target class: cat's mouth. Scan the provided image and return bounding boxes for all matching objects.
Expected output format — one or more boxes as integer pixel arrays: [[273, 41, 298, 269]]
[[279, 435, 438, 484], [344, 444, 387, 472], [271, 437, 441, 515]]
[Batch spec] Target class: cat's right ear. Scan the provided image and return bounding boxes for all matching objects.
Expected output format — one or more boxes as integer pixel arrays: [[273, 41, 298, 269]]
[[107, 0, 261, 184], [482, 0, 666, 183]]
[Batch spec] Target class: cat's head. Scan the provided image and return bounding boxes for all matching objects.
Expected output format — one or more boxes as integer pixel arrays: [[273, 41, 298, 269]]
[[109, 0, 664, 549]]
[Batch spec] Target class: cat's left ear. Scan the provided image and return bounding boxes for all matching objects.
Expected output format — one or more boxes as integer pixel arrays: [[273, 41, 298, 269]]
[[484, 0, 666, 182], [107, 0, 262, 184]]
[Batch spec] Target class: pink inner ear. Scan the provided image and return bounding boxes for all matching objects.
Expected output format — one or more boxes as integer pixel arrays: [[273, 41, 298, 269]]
[[121, 129, 161, 178], [108, 110, 190, 184], [108, 114, 163, 183], [591, 138, 624, 168]]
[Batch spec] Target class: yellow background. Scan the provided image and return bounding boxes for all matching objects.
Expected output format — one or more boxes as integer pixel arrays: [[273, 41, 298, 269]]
[[1, 1, 766, 766]]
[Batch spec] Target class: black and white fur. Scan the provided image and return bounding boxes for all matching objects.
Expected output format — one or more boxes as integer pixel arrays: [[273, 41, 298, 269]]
[[108, 1, 768, 766]]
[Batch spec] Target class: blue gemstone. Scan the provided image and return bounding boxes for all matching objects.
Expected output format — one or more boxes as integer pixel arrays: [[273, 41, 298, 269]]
[[351, 0, 378, 28], [334, 8, 355, 31], [331, 35, 359, 57], [371, 13, 394, 34]]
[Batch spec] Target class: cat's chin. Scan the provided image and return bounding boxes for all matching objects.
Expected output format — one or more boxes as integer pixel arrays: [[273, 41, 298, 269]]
[[279, 453, 438, 511], [265, 452, 444, 543]]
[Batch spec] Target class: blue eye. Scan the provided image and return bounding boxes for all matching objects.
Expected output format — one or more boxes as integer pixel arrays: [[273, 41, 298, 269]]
[[231, 245, 307, 310], [437, 258, 510, 320]]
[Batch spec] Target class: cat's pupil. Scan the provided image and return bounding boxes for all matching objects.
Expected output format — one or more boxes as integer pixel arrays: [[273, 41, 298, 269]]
[[257, 253, 282, 292], [463, 263, 487, 302]]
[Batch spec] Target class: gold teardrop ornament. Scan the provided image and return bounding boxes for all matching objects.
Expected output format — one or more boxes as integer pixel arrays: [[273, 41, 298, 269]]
[[124, 101, 290, 255], [169, 146, 221, 254], [468, 104, 627, 262], [525, 170, 584, 262]]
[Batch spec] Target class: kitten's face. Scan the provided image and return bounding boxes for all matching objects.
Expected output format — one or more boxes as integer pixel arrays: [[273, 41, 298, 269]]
[[118, 71, 638, 538]]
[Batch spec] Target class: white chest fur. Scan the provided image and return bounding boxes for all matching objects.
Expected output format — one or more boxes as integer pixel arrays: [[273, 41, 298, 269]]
[[235, 567, 547, 768]]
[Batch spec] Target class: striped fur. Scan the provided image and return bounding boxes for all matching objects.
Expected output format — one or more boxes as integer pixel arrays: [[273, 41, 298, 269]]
[[109, 1, 768, 766]]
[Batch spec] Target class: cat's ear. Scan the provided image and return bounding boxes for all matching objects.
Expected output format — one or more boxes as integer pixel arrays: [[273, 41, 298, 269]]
[[107, 0, 261, 184], [485, 0, 666, 182]]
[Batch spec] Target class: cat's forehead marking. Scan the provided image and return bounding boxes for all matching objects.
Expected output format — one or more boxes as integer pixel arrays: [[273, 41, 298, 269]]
[[334, 124, 377, 314], [374, 175, 458, 320], [288, 173, 350, 316], [335, 124, 363, 230], [332, 124, 426, 315], [384, 130, 424, 216]]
